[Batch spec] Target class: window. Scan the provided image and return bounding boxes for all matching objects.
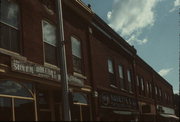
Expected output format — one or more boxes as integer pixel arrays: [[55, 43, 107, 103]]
[[118, 65, 124, 89], [159, 88, 162, 97], [108, 59, 114, 73], [0, 0, 20, 53], [141, 78, 144, 91], [71, 36, 82, 73], [0, 80, 35, 121], [155, 86, 157, 95], [149, 83, 152, 97], [107, 59, 115, 85], [146, 82, 149, 94], [127, 69, 133, 92], [42, 20, 57, 65], [136, 76, 139, 86]]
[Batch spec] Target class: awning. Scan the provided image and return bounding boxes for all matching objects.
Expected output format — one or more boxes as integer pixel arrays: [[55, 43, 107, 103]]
[[160, 114, 179, 120]]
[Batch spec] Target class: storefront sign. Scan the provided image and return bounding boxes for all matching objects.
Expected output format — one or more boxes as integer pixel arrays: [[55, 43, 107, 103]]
[[157, 105, 175, 114], [99, 91, 138, 110], [11, 58, 61, 81]]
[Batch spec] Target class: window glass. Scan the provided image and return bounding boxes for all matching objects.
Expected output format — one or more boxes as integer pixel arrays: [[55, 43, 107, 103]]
[[127, 70, 131, 82], [136, 76, 139, 86], [0, 0, 20, 53], [71, 36, 81, 58], [108, 59, 114, 73], [118, 65, 123, 79], [127, 70, 132, 92], [44, 43, 57, 65], [15, 99, 35, 121], [147, 82, 149, 93], [0, 0, 20, 28], [155, 86, 157, 95], [141, 78, 144, 91], [0, 97, 12, 121], [42, 20, 57, 46], [0, 80, 33, 98], [159, 89, 161, 97], [72, 93, 88, 105]]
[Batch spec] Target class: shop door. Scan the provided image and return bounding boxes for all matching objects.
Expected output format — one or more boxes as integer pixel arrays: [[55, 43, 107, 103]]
[[0, 80, 36, 121], [37, 89, 63, 121], [71, 104, 91, 121], [70, 92, 91, 121]]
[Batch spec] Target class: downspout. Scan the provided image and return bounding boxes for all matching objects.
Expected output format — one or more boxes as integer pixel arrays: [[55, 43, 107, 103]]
[[56, 0, 71, 121]]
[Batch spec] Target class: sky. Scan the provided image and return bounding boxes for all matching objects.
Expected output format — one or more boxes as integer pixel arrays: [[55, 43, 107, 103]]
[[82, 0, 179, 94]]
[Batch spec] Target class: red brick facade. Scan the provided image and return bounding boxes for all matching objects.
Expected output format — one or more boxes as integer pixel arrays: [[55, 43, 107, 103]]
[[0, 0, 177, 121]]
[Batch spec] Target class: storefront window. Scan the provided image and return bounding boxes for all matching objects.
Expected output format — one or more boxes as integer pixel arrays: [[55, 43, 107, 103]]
[[70, 92, 91, 121], [0, 80, 35, 121], [0, 80, 33, 98], [15, 99, 35, 121], [73, 93, 88, 105], [0, 97, 12, 121]]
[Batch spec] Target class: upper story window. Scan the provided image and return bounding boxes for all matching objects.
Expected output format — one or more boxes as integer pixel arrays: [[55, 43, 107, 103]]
[[108, 59, 114, 73], [136, 76, 139, 86], [141, 78, 144, 91], [42, 20, 58, 66], [146, 82, 149, 94], [118, 65, 124, 89], [71, 36, 82, 73], [118, 65, 123, 79], [0, 0, 20, 53], [159, 88, 162, 97], [155, 86, 158, 95], [107, 59, 115, 85], [127, 69, 133, 92]]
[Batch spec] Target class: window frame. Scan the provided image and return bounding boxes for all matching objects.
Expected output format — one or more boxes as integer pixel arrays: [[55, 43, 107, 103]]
[[107, 58, 116, 85], [118, 64, 125, 90], [127, 69, 133, 92], [42, 20, 58, 66], [71, 35, 83, 74], [0, 0, 21, 53]]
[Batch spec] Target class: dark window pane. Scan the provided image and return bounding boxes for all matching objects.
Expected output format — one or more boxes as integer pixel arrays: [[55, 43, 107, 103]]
[[108, 73, 115, 85], [71, 105, 80, 121], [73, 55, 82, 73], [38, 90, 50, 109], [0, 0, 20, 28], [82, 106, 91, 121], [44, 43, 57, 65], [0, 97, 13, 121], [11, 28, 19, 52], [0, 23, 10, 49], [0, 23, 19, 53], [14, 99, 35, 121], [54, 104, 62, 121], [0, 80, 33, 98]]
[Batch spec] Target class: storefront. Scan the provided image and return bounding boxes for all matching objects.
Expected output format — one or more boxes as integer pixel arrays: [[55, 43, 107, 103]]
[[156, 105, 179, 122], [68, 75, 93, 121], [98, 90, 139, 121], [0, 58, 62, 121], [0, 58, 94, 121], [138, 101, 156, 122]]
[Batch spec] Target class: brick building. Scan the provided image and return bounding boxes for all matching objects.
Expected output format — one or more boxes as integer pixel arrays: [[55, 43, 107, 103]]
[[0, 0, 178, 121]]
